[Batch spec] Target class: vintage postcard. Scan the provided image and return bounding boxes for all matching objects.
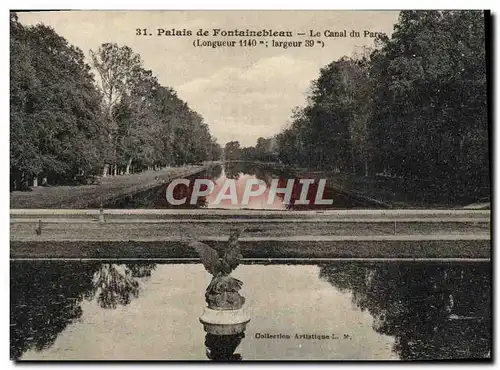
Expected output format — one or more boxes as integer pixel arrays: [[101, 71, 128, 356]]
[[9, 10, 491, 361]]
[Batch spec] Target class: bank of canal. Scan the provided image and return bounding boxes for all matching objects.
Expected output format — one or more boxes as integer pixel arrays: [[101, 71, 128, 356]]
[[9, 164, 217, 209]]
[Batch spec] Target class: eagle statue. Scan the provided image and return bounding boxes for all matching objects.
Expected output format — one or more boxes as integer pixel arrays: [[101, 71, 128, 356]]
[[188, 229, 245, 310]]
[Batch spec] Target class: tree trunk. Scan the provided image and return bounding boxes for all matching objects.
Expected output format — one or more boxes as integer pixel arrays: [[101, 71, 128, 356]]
[[20, 171, 28, 191], [319, 148, 323, 172], [112, 164, 117, 176], [351, 147, 356, 175], [125, 157, 133, 175], [11, 170, 21, 191]]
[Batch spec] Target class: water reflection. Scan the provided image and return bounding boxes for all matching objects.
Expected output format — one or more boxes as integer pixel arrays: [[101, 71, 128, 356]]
[[10, 262, 94, 360], [205, 332, 245, 361], [319, 262, 491, 360], [89, 263, 157, 309], [208, 164, 223, 180], [105, 162, 384, 209], [216, 162, 386, 209], [10, 261, 156, 360], [224, 162, 242, 180], [10, 261, 491, 360]]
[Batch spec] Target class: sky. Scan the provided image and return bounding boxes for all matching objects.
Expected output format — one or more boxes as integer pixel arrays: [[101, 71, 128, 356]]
[[18, 10, 400, 147]]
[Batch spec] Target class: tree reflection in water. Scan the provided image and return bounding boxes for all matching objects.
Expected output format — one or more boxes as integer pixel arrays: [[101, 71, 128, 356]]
[[223, 162, 242, 180], [222, 162, 361, 210], [10, 261, 156, 360], [318, 262, 491, 360], [10, 262, 95, 360], [209, 164, 223, 179], [223, 161, 294, 183], [88, 263, 157, 309]]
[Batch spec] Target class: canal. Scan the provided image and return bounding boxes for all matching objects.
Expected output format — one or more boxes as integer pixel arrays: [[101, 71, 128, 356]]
[[11, 261, 491, 360], [10, 162, 491, 360], [104, 162, 384, 209]]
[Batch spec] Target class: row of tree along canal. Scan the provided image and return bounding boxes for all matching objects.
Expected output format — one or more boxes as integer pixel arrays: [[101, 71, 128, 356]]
[[223, 11, 490, 206], [10, 13, 222, 191]]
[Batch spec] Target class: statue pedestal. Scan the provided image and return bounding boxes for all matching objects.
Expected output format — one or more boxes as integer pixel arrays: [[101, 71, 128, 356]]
[[200, 307, 250, 335]]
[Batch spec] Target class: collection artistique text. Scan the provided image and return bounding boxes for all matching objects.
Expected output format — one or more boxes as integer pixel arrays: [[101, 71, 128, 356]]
[[255, 333, 352, 340]]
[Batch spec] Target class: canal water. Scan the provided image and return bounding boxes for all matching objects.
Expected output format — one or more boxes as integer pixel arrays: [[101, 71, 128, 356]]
[[11, 162, 491, 360], [10, 261, 491, 360], [105, 162, 383, 209]]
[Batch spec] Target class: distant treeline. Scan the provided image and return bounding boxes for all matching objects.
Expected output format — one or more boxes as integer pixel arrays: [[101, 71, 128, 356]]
[[224, 137, 278, 163], [244, 11, 490, 200], [10, 13, 222, 190]]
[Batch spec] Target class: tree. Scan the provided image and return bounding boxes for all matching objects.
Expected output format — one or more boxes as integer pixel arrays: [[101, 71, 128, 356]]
[[91, 43, 222, 174], [368, 10, 488, 200], [10, 14, 109, 189], [210, 137, 223, 161], [273, 10, 489, 204], [338, 51, 374, 176], [275, 60, 360, 172], [10, 16, 225, 190], [114, 67, 162, 173], [224, 141, 242, 161], [90, 43, 143, 176]]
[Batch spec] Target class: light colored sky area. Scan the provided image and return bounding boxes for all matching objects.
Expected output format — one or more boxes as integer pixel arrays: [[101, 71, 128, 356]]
[[18, 10, 400, 147]]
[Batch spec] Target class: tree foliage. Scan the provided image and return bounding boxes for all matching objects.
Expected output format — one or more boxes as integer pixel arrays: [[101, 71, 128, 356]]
[[273, 10, 489, 202], [10, 15, 221, 190], [10, 13, 109, 189], [90, 42, 222, 175], [369, 10, 488, 198], [223, 137, 278, 163]]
